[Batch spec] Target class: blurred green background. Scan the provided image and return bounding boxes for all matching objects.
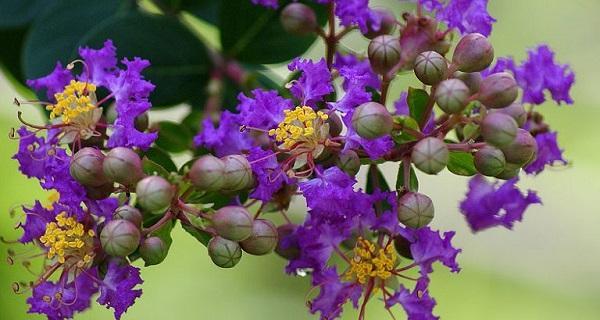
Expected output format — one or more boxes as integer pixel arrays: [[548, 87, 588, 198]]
[[1, 1, 599, 319]]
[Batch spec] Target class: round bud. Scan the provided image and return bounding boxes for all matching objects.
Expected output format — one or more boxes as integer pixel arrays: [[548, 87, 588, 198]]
[[275, 224, 300, 260], [453, 71, 482, 94], [351, 102, 393, 139], [135, 176, 175, 214], [100, 220, 141, 257], [364, 9, 396, 39], [452, 33, 494, 72], [280, 3, 317, 35], [474, 146, 506, 176], [189, 155, 226, 191], [495, 162, 521, 180], [211, 206, 253, 241], [134, 112, 149, 132], [326, 111, 343, 137], [70, 147, 108, 187], [435, 79, 470, 114], [140, 236, 168, 266], [393, 235, 413, 260], [368, 35, 401, 74], [240, 219, 278, 256], [481, 113, 518, 147], [478, 72, 519, 109], [492, 102, 527, 127], [222, 155, 254, 191], [336, 150, 361, 176], [397, 192, 434, 228], [414, 51, 448, 85], [500, 129, 538, 166], [84, 183, 114, 200], [208, 236, 242, 268], [103, 147, 143, 186], [114, 205, 143, 227], [411, 137, 449, 174]]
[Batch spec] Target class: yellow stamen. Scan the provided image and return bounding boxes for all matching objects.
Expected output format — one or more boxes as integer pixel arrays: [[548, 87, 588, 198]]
[[47, 80, 97, 124], [344, 238, 397, 285], [268, 106, 329, 149], [39, 212, 95, 266]]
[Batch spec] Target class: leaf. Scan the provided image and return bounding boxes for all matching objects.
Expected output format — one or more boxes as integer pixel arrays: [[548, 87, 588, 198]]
[[392, 115, 420, 144], [181, 223, 212, 246], [143, 147, 177, 172], [155, 121, 194, 153], [407, 87, 430, 128], [366, 165, 390, 194], [142, 156, 170, 179], [0, 27, 29, 88], [447, 152, 477, 176], [0, 0, 55, 28], [396, 162, 419, 192]]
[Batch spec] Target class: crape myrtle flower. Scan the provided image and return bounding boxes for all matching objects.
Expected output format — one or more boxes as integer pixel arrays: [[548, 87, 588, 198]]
[[194, 110, 254, 157], [524, 131, 567, 175], [331, 53, 380, 113], [247, 146, 291, 202], [251, 0, 279, 9], [288, 58, 334, 107], [335, 0, 383, 34], [421, 0, 496, 37]]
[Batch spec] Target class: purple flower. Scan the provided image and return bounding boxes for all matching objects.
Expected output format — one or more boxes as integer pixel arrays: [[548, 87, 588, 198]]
[[309, 267, 362, 320], [236, 89, 292, 130], [97, 262, 143, 320], [288, 58, 333, 107], [286, 224, 347, 272], [250, 0, 279, 9], [386, 285, 438, 320], [419, 0, 444, 11], [194, 111, 253, 157], [19, 201, 62, 243], [247, 147, 289, 201], [78, 39, 118, 87], [342, 111, 394, 160], [460, 175, 542, 232], [409, 227, 461, 274], [28, 274, 98, 320], [26, 63, 73, 101], [331, 53, 380, 112], [335, 0, 382, 34], [524, 131, 567, 175], [437, 0, 496, 36], [394, 91, 436, 133]]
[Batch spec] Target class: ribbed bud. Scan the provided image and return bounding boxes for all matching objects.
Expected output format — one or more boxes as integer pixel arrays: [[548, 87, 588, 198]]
[[189, 155, 226, 191], [364, 9, 396, 39], [481, 113, 518, 147], [478, 72, 519, 109], [222, 155, 254, 191], [495, 162, 521, 180], [452, 33, 494, 72], [336, 150, 361, 176], [140, 236, 168, 266], [103, 147, 143, 186], [368, 35, 401, 74], [435, 79, 470, 114], [453, 71, 482, 94], [211, 206, 253, 241], [474, 146, 506, 176], [114, 205, 143, 227], [240, 219, 278, 256], [500, 129, 538, 166], [397, 192, 434, 228], [351, 102, 393, 139], [492, 102, 527, 127], [411, 137, 449, 174], [275, 224, 300, 260], [70, 147, 108, 187], [208, 236, 242, 268], [100, 220, 141, 257], [280, 3, 317, 35], [414, 51, 448, 85], [135, 176, 175, 214]]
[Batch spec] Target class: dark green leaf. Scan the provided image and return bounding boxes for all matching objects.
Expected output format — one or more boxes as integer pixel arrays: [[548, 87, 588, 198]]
[[407, 87, 430, 128], [181, 223, 212, 246], [447, 152, 477, 176], [0, 0, 55, 28], [0, 27, 29, 88], [179, 0, 221, 25], [182, 109, 203, 132], [396, 162, 419, 192], [392, 115, 419, 144], [142, 156, 170, 178], [366, 165, 390, 194], [155, 121, 194, 153], [143, 147, 177, 172]]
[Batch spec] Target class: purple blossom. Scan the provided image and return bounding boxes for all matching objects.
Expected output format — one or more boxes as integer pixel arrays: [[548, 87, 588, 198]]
[[236, 89, 292, 130], [436, 0, 496, 36], [78, 40, 118, 86], [286, 224, 347, 272], [250, 0, 279, 9], [19, 201, 62, 243], [26, 63, 73, 101], [524, 131, 567, 175], [288, 58, 333, 107], [394, 91, 436, 133], [335, 0, 382, 34], [419, 0, 444, 11], [460, 175, 542, 232], [28, 274, 98, 320], [194, 111, 253, 157], [331, 53, 380, 112], [247, 147, 288, 201], [97, 262, 144, 319], [309, 267, 362, 320], [409, 227, 461, 274], [342, 111, 394, 159], [386, 285, 438, 320]]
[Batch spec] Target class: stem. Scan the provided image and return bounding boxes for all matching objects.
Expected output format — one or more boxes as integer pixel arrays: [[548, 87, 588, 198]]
[[143, 210, 174, 236], [402, 157, 411, 192], [326, 2, 336, 69], [446, 142, 486, 152], [380, 76, 391, 105], [418, 85, 438, 129], [358, 279, 375, 320]]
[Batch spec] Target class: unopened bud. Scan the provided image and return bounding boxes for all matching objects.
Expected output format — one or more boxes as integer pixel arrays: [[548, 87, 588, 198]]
[[140, 236, 168, 266], [326, 111, 343, 137], [336, 150, 361, 176], [452, 33, 494, 72], [368, 35, 401, 74], [474, 146, 506, 176], [114, 205, 143, 227], [189, 155, 226, 191], [280, 3, 317, 35], [397, 192, 434, 228], [208, 236, 242, 268], [435, 79, 470, 114], [275, 224, 300, 260], [481, 113, 518, 147], [411, 137, 449, 174], [222, 155, 254, 191], [364, 9, 396, 39], [211, 206, 253, 241], [453, 71, 482, 94], [414, 51, 448, 85], [478, 72, 519, 109], [70, 147, 108, 187], [134, 112, 149, 132], [351, 102, 393, 139], [240, 219, 278, 256], [103, 147, 143, 186], [500, 129, 538, 166], [135, 176, 175, 214], [100, 220, 141, 257], [495, 162, 521, 180], [492, 102, 527, 127]]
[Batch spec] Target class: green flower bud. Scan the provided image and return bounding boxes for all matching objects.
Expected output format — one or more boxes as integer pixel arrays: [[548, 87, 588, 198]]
[[452, 33, 494, 72], [134, 112, 149, 132], [100, 220, 141, 257], [495, 162, 521, 180], [189, 155, 226, 191], [211, 206, 253, 241], [336, 150, 361, 176], [414, 51, 448, 85], [280, 3, 317, 35], [103, 147, 143, 186], [491, 102, 527, 127], [500, 129, 538, 166], [240, 219, 278, 256], [474, 146, 506, 176], [481, 113, 518, 147], [411, 137, 449, 174], [84, 183, 114, 200], [114, 205, 143, 227], [351, 102, 393, 139], [368, 35, 401, 74], [435, 79, 470, 114], [453, 71, 482, 94], [397, 192, 434, 228], [393, 234, 413, 260], [140, 236, 168, 266], [275, 224, 300, 260], [135, 176, 175, 214], [208, 236, 242, 268], [478, 72, 519, 109], [326, 110, 343, 137], [222, 155, 254, 191], [364, 9, 396, 39], [70, 147, 108, 187]]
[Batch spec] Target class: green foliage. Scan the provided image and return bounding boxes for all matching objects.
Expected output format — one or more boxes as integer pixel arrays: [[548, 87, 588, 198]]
[[407, 87, 430, 128], [447, 151, 478, 176], [156, 121, 194, 153], [396, 161, 419, 192]]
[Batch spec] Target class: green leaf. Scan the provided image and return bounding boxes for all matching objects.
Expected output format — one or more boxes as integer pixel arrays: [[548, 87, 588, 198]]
[[407, 87, 430, 128], [0, 0, 55, 28], [181, 223, 212, 246], [0, 27, 30, 89], [366, 165, 390, 194], [155, 121, 194, 153], [396, 162, 419, 192], [447, 152, 477, 176], [143, 147, 177, 172], [392, 115, 420, 144], [142, 156, 170, 178]]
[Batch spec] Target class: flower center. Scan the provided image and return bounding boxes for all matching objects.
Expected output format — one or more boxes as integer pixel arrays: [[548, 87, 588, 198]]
[[269, 106, 329, 149], [39, 212, 95, 267], [48, 80, 97, 124], [344, 238, 397, 285]]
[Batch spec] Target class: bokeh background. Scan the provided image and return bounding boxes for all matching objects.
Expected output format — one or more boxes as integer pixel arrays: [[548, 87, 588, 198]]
[[1, 0, 599, 319]]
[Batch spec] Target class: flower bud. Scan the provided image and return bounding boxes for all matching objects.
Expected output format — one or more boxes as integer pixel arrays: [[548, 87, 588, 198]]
[[70, 147, 108, 187], [368, 35, 401, 74], [135, 176, 175, 214], [100, 219, 141, 257], [397, 192, 434, 228], [134, 112, 149, 132], [474, 146, 506, 177], [495, 162, 521, 180], [336, 150, 361, 176], [275, 224, 300, 260], [414, 51, 448, 85], [453, 71, 482, 94], [84, 183, 114, 200], [364, 9, 396, 39], [435, 79, 470, 114], [140, 236, 168, 266], [211, 206, 253, 241], [478, 72, 519, 109], [491, 102, 527, 127], [411, 137, 449, 174], [481, 113, 518, 147], [221, 155, 254, 191], [280, 3, 317, 35], [114, 205, 143, 227], [351, 102, 393, 139], [393, 234, 413, 260], [326, 111, 343, 137], [240, 219, 278, 256], [500, 129, 538, 166], [452, 33, 494, 72], [189, 155, 226, 191], [103, 147, 143, 186], [208, 236, 242, 268]]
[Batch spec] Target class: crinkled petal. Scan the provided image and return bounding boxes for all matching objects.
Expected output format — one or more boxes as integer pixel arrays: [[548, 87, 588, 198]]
[[193, 111, 254, 157], [28, 274, 97, 320], [288, 58, 333, 107], [97, 262, 143, 319], [524, 131, 567, 175], [236, 89, 292, 130], [309, 267, 362, 320], [437, 0, 496, 36], [26, 63, 74, 102]]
